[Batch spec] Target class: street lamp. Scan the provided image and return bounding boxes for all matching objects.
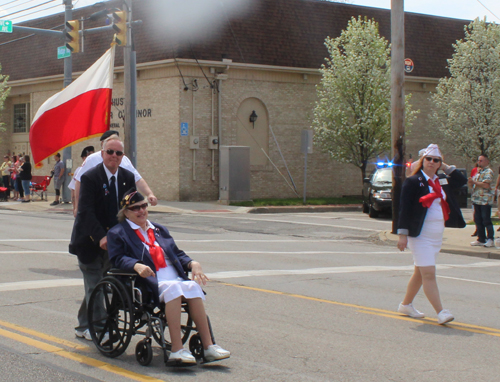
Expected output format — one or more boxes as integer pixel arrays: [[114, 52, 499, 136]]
[[249, 110, 258, 128]]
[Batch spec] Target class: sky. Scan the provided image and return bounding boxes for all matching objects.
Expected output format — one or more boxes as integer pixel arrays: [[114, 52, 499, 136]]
[[0, 0, 499, 24]]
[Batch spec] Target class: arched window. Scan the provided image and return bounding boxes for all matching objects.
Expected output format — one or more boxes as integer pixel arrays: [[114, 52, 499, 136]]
[[236, 98, 269, 166]]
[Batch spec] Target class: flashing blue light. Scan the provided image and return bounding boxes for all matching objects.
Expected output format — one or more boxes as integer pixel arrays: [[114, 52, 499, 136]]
[[376, 161, 385, 167], [387, 162, 393, 167]]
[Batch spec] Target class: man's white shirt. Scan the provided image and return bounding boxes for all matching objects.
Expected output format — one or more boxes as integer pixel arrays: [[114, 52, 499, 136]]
[[74, 151, 141, 183]]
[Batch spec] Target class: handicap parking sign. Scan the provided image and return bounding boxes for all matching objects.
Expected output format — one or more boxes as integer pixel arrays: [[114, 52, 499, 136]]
[[180, 122, 189, 136]]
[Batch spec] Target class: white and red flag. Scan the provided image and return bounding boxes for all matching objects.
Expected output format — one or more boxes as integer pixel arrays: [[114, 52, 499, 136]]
[[30, 45, 116, 167]]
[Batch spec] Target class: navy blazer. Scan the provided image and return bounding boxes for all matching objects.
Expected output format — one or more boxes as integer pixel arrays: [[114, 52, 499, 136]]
[[398, 169, 467, 237], [107, 220, 193, 305], [69, 163, 136, 263]]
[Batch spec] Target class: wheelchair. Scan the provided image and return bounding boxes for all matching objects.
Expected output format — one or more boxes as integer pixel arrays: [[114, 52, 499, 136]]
[[87, 268, 216, 366]]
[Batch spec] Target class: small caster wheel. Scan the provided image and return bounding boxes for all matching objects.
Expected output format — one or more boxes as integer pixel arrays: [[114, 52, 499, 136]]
[[136, 339, 153, 366], [189, 334, 204, 360]]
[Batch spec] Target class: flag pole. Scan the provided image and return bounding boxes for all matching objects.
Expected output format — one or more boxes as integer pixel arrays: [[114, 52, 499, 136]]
[[61, 0, 73, 203]]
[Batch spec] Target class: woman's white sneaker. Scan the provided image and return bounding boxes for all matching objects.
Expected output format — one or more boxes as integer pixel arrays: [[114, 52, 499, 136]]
[[437, 309, 454, 325], [398, 303, 425, 318], [204, 344, 231, 362], [169, 349, 197, 364]]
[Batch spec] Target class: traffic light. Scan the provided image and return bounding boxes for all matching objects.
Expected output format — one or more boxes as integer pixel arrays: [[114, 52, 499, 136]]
[[65, 20, 80, 53], [112, 10, 127, 46]]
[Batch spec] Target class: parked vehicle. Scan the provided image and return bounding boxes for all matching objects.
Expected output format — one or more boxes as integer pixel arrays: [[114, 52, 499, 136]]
[[362, 166, 392, 218]]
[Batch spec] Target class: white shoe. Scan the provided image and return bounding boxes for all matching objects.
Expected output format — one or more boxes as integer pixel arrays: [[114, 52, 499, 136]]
[[169, 349, 197, 364], [204, 344, 231, 361], [484, 239, 494, 248], [437, 309, 454, 325], [471, 240, 486, 246], [75, 328, 92, 341], [397, 303, 425, 318]]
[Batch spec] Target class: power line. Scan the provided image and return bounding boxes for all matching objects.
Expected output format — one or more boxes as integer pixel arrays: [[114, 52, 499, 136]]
[[0, 0, 20, 7], [0, 0, 56, 19], [10, 2, 59, 20], [2, 0, 39, 12], [476, 0, 500, 21]]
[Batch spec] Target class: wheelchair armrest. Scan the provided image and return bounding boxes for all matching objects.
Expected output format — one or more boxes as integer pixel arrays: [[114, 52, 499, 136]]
[[107, 268, 137, 277]]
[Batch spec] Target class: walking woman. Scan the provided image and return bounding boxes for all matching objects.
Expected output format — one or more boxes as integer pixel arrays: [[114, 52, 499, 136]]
[[397, 144, 467, 324]]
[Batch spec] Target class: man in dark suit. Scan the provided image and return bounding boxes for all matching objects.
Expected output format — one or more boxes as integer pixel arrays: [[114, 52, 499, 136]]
[[69, 135, 136, 340]]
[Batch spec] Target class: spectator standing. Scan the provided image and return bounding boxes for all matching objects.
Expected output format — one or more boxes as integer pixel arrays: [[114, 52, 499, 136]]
[[68, 146, 94, 216], [470, 163, 480, 236], [19, 155, 32, 203], [494, 165, 500, 232], [1, 155, 12, 195], [469, 155, 495, 247], [51, 153, 65, 206], [10, 155, 18, 200], [15, 156, 24, 201]]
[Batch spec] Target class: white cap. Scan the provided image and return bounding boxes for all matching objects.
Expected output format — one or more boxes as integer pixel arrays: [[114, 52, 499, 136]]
[[423, 144, 442, 158], [418, 148, 426, 157]]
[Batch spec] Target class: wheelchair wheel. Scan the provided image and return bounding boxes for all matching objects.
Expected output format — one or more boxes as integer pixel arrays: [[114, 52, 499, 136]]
[[189, 334, 204, 360], [135, 339, 153, 366], [88, 276, 134, 358], [151, 308, 193, 350]]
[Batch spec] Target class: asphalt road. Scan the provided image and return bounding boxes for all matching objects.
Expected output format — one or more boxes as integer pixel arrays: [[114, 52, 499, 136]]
[[0, 209, 500, 381]]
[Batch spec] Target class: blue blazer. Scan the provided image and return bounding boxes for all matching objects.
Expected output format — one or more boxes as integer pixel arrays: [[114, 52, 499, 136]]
[[398, 169, 467, 237], [69, 163, 136, 264], [107, 220, 193, 305]]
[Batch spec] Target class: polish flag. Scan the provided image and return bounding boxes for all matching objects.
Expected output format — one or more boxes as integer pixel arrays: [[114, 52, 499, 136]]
[[30, 45, 116, 167]]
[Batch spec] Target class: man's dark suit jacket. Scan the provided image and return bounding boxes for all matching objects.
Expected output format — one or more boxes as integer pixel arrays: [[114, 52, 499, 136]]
[[107, 221, 193, 305], [398, 169, 467, 237], [69, 162, 135, 264]]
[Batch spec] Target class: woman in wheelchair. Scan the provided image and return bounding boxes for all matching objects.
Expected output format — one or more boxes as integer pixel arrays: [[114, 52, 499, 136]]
[[107, 189, 230, 365]]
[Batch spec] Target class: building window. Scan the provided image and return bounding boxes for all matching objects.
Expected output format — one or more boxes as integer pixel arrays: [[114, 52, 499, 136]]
[[13, 103, 30, 133]]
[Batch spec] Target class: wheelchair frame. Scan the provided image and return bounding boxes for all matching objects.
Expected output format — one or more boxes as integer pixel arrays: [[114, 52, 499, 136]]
[[87, 269, 215, 366]]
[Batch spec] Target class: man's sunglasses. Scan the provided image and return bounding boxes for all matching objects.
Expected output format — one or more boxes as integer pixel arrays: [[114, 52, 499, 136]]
[[127, 202, 148, 212], [104, 149, 124, 156], [424, 157, 441, 163]]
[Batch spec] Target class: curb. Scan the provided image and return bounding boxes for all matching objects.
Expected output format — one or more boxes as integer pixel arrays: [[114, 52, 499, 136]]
[[248, 204, 363, 214]]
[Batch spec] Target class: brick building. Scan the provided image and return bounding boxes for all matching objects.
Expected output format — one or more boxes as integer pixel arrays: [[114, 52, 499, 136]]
[[0, 0, 474, 201]]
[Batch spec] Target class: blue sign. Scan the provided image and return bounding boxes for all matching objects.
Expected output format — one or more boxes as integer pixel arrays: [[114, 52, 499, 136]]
[[180, 122, 189, 136]]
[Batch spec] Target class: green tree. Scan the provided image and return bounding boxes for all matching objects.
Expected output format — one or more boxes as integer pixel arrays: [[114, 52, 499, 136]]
[[430, 18, 500, 162], [0, 64, 10, 137], [312, 16, 417, 187]]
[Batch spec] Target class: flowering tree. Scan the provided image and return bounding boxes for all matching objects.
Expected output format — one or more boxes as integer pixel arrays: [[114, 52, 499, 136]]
[[430, 19, 500, 162], [312, 17, 417, 186], [0, 65, 10, 138]]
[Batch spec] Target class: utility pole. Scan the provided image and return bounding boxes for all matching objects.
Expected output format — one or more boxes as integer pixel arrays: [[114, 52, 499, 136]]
[[61, 0, 73, 203], [391, 0, 405, 233], [123, 0, 137, 167]]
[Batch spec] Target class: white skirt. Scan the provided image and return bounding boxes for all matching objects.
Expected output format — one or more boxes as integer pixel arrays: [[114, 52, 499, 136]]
[[157, 266, 205, 304], [408, 218, 445, 267]]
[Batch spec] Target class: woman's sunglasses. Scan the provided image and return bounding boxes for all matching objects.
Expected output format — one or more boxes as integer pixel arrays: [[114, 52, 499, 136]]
[[104, 149, 124, 156], [127, 202, 148, 212], [424, 157, 441, 163]]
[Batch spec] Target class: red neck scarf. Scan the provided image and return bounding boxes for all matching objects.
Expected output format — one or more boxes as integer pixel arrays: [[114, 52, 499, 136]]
[[134, 228, 167, 271], [419, 178, 450, 221]]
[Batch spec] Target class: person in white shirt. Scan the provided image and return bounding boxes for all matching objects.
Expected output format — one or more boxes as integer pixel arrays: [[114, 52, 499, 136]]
[[73, 130, 157, 217], [69, 146, 94, 216]]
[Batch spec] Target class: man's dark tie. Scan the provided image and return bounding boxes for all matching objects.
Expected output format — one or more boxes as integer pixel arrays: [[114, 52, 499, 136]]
[[109, 175, 118, 225]]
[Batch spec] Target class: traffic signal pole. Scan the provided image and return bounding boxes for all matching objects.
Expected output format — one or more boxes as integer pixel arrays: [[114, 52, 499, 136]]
[[122, 0, 137, 167], [391, 0, 405, 233], [61, 0, 73, 203]]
